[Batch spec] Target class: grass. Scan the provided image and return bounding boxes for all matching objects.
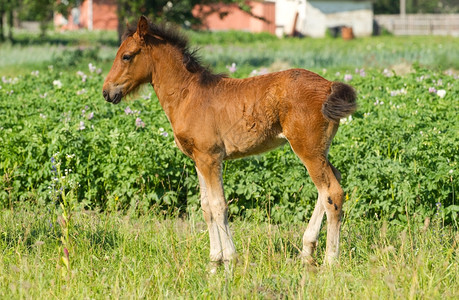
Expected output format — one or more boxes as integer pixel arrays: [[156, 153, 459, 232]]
[[198, 35, 459, 72], [0, 206, 457, 298], [0, 29, 118, 76], [1, 30, 458, 76]]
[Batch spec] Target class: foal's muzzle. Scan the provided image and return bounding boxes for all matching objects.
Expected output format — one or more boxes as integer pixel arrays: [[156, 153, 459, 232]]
[[103, 90, 123, 104]]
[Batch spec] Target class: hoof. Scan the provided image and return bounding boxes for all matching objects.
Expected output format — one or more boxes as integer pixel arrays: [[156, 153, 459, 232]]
[[324, 255, 339, 266], [300, 253, 318, 266], [223, 259, 237, 275], [207, 261, 220, 275]]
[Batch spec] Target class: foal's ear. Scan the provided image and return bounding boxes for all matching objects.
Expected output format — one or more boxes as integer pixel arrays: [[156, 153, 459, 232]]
[[137, 16, 149, 38]]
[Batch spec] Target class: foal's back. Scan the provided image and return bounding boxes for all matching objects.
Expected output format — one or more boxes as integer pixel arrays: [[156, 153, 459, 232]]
[[194, 68, 333, 160]]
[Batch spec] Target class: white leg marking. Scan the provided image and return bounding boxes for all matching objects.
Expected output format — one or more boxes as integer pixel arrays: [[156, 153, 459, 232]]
[[302, 191, 326, 259]]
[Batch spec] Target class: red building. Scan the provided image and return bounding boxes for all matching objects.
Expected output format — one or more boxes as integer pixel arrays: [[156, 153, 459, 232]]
[[55, 0, 275, 34], [55, 0, 118, 31], [195, 1, 275, 34]]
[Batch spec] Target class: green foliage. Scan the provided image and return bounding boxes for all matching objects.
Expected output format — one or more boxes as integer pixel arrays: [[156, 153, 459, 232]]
[[0, 43, 457, 224], [20, 0, 78, 35], [117, 0, 246, 28], [374, 0, 399, 14], [197, 35, 459, 71], [188, 29, 278, 45], [374, 0, 459, 14]]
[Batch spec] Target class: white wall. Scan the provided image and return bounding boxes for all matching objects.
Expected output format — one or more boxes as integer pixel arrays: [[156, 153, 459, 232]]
[[275, 0, 302, 36], [276, 0, 373, 38], [305, 1, 373, 37]]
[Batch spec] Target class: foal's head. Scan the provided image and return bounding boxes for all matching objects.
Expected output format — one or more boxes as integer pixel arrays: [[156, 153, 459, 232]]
[[103, 16, 152, 104], [103, 16, 226, 104]]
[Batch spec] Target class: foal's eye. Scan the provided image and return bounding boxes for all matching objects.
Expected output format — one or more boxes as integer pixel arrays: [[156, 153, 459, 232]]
[[122, 54, 132, 61]]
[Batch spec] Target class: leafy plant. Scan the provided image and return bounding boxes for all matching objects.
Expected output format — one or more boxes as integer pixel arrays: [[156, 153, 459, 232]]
[[0, 40, 457, 225]]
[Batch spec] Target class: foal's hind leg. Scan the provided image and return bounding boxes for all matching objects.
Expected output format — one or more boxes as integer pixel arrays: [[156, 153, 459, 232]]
[[300, 157, 343, 264], [287, 127, 344, 264]]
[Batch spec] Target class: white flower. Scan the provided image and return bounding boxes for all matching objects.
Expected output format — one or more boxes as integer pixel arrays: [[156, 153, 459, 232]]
[[88, 63, 96, 73], [382, 69, 392, 77], [53, 80, 62, 89], [436, 89, 446, 98]]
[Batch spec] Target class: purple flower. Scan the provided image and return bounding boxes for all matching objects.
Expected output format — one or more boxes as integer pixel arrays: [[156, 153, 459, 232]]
[[125, 106, 133, 115], [135, 117, 145, 128], [77, 71, 87, 82], [428, 87, 436, 93], [160, 131, 169, 137], [63, 247, 69, 260], [50, 157, 57, 174], [344, 74, 353, 82], [226, 63, 237, 73], [87, 112, 94, 120]]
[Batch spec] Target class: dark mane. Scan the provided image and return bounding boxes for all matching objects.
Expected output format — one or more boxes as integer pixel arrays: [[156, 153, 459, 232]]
[[123, 21, 227, 86]]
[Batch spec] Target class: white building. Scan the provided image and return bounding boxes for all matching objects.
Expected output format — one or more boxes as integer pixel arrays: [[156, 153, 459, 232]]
[[275, 0, 374, 37]]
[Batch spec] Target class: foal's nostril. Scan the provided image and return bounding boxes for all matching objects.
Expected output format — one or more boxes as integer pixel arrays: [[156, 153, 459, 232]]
[[103, 90, 109, 101]]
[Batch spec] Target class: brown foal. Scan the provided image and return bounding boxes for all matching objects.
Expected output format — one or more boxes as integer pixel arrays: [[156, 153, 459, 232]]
[[103, 16, 357, 269]]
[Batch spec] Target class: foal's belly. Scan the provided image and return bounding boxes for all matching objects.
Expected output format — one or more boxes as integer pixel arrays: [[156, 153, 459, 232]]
[[224, 135, 288, 160]]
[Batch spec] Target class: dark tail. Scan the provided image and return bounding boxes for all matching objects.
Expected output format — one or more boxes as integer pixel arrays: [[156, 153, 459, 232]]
[[322, 82, 357, 122]]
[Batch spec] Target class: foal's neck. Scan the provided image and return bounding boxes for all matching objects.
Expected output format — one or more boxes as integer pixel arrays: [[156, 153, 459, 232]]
[[149, 44, 199, 118]]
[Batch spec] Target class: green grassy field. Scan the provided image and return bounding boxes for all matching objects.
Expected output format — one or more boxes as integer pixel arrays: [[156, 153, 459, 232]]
[[0, 29, 458, 298], [1, 207, 458, 299]]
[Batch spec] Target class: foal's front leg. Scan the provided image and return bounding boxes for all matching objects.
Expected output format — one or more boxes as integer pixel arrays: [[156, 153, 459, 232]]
[[195, 160, 237, 270]]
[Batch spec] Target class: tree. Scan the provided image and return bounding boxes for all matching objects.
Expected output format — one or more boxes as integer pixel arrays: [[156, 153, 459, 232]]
[[21, 0, 78, 36], [374, 0, 459, 14], [374, 0, 399, 14], [0, 0, 21, 42], [115, 0, 260, 43]]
